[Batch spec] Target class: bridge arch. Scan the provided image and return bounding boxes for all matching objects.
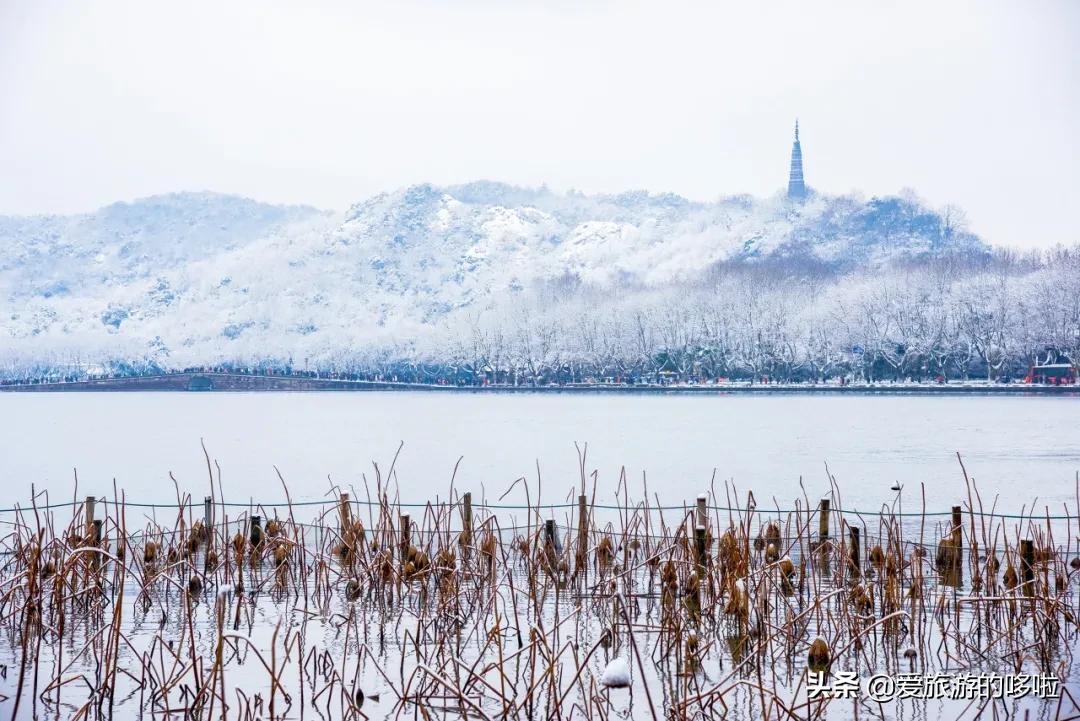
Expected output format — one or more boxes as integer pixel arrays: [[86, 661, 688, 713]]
[[186, 375, 214, 391]]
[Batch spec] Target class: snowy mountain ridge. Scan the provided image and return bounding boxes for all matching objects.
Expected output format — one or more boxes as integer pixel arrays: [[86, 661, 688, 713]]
[[0, 183, 986, 368]]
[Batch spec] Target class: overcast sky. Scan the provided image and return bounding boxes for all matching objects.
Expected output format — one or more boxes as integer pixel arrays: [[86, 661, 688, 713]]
[[1, 0, 1077, 248]]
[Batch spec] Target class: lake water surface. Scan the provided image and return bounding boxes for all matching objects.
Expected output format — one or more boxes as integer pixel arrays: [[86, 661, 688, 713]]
[[1, 391, 1078, 721], [3, 391, 1078, 518]]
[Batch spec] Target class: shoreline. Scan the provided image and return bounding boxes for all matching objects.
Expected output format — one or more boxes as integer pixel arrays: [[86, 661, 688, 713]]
[[1, 371, 1077, 395]]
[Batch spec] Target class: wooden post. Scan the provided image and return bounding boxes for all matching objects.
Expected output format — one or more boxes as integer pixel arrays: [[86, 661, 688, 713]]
[[815, 499, 831, 569], [85, 496, 96, 541], [695, 524, 707, 567], [204, 496, 214, 546], [848, 525, 861, 577], [577, 494, 588, 571], [696, 495, 708, 529], [545, 519, 562, 571], [544, 519, 562, 552], [951, 505, 963, 549], [461, 492, 473, 544], [400, 514, 411, 552], [1020, 539, 1035, 596], [338, 493, 351, 529]]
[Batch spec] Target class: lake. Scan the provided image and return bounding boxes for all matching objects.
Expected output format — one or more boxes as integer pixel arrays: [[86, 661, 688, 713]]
[[3, 391, 1078, 519], [1, 390, 1078, 721]]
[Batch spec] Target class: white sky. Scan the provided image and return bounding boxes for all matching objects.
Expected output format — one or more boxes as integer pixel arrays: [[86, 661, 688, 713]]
[[1, 0, 1077, 248]]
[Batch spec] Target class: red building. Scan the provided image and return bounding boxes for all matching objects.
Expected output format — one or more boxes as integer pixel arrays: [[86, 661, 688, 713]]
[[1025, 363, 1077, 385]]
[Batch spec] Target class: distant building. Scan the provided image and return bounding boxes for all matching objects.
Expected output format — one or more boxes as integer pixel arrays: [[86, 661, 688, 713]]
[[1025, 362, 1077, 385], [787, 120, 807, 201]]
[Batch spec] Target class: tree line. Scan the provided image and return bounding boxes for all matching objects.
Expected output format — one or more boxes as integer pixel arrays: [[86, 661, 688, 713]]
[[4, 246, 1079, 386], [297, 246, 1080, 385]]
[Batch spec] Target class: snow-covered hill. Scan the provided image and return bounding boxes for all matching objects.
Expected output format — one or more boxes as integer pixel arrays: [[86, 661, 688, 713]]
[[0, 184, 986, 369]]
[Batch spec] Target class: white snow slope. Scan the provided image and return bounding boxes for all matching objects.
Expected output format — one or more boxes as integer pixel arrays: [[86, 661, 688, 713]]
[[0, 182, 985, 369]]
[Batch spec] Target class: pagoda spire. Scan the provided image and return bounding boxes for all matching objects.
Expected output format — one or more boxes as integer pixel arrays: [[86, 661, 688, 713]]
[[787, 120, 807, 201]]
